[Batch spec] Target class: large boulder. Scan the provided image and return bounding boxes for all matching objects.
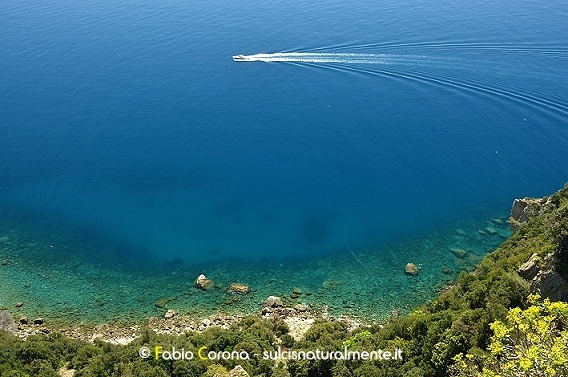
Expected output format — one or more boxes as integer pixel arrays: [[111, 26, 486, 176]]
[[0, 310, 17, 334], [518, 253, 540, 280], [531, 268, 568, 302], [518, 250, 568, 302], [195, 274, 213, 290], [264, 296, 283, 307]]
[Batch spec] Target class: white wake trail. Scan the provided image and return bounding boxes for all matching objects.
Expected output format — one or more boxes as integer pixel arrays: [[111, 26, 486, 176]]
[[233, 52, 437, 64]]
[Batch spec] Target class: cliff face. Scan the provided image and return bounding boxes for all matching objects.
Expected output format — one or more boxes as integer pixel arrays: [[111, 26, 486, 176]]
[[512, 183, 568, 301]]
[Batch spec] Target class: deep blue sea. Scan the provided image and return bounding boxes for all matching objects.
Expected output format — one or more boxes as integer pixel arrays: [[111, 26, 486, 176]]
[[1, 0, 567, 321]]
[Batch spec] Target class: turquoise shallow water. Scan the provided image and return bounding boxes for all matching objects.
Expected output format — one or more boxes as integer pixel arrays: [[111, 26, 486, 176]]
[[1, 208, 510, 323]]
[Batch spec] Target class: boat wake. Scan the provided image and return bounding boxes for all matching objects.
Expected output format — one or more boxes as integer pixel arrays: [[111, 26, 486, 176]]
[[233, 52, 444, 65]]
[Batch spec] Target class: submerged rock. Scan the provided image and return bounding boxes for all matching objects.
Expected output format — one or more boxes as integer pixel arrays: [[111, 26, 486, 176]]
[[455, 228, 467, 236], [441, 266, 452, 274], [154, 298, 170, 308], [290, 287, 303, 299], [405, 263, 419, 276], [195, 274, 213, 290], [229, 283, 250, 294], [449, 248, 467, 259], [322, 280, 337, 289], [485, 226, 497, 234]]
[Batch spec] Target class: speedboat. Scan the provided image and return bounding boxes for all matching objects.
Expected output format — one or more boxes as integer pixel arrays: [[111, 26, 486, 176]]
[[232, 54, 250, 62]]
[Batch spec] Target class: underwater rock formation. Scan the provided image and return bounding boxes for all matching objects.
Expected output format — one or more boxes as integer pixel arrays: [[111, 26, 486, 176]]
[[404, 263, 419, 275], [229, 283, 250, 294]]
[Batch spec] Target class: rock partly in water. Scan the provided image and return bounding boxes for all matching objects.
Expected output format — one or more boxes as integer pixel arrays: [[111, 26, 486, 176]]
[[294, 304, 308, 312], [163, 309, 176, 319], [195, 274, 214, 290], [405, 263, 419, 276], [264, 296, 283, 307]]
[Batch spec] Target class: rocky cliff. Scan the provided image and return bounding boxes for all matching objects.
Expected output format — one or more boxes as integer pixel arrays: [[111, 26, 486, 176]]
[[512, 183, 568, 301]]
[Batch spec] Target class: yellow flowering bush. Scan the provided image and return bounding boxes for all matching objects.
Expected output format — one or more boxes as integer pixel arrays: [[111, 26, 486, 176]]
[[451, 294, 568, 377]]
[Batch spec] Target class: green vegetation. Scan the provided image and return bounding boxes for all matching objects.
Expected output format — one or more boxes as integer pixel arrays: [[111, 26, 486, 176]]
[[0, 183, 567, 376], [451, 294, 568, 377]]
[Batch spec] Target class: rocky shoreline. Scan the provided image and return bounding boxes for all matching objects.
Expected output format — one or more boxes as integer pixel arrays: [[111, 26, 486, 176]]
[[11, 297, 364, 345]]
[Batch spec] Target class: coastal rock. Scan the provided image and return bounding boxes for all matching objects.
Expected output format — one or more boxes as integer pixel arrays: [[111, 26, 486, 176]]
[[405, 263, 419, 276], [19, 316, 28, 325], [518, 253, 540, 280], [531, 268, 568, 302], [15, 302, 23, 308], [229, 365, 250, 377], [509, 196, 554, 231], [229, 283, 250, 294], [0, 310, 17, 334], [1, 260, 7, 266], [520, 249, 568, 302], [510, 199, 530, 229], [33, 318, 44, 325], [264, 296, 283, 307], [163, 309, 176, 319], [195, 274, 214, 290], [294, 304, 308, 312]]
